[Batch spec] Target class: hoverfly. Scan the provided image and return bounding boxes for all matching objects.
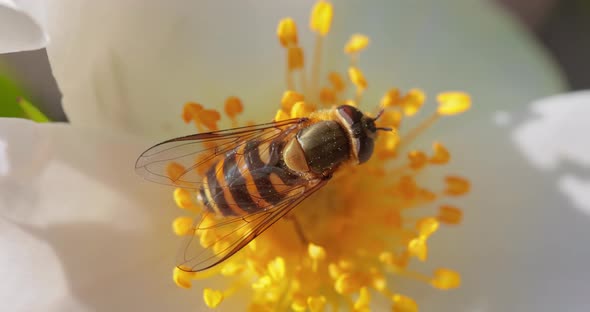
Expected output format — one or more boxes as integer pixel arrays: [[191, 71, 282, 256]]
[[135, 105, 390, 272]]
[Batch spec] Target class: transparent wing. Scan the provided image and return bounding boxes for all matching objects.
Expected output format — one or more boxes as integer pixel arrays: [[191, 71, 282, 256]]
[[177, 178, 328, 272], [135, 118, 307, 190]]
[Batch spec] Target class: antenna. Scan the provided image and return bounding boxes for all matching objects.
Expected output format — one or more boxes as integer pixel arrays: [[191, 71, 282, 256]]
[[376, 127, 393, 132], [373, 109, 385, 121], [373, 109, 393, 132]]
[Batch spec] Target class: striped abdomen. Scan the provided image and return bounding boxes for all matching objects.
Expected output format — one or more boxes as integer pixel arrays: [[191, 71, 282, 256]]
[[199, 140, 303, 216]]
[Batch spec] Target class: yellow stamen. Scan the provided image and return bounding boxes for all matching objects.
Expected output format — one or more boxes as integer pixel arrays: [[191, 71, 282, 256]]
[[277, 18, 298, 47], [274, 109, 291, 122], [348, 66, 368, 91], [288, 46, 305, 70], [182, 102, 203, 123], [334, 273, 361, 295], [344, 34, 370, 54], [224, 96, 243, 126], [291, 294, 308, 311], [430, 269, 461, 289], [437, 205, 463, 225], [392, 294, 418, 312], [249, 303, 274, 312], [416, 217, 439, 237], [372, 272, 388, 291], [252, 275, 272, 290], [173, 188, 197, 211], [172, 216, 194, 236], [308, 243, 327, 260], [354, 287, 371, 310], [377, 130, 400, 159], [203, 288, 224, 308], [437, 92, 471, 116], [319, 87, 337, 105], [377, 110, 402, 130], [328, 72, 346, 92], [444, 176, 470, 196], [408, 150, 428, 170], [309, 1, 333, 99], [267, 257, 286, 281], [380, 88, 401, 108], [408, 237, 428, 261], [199, 229, 217, 248], [307, 295, 327, 312], [430, 142, 450, 164], [166, 162, 186, 183], [291, 101, 315, 118], [400, 89, 426, 117], [221, 262, 245, 276], [173, 267, 195, 289], [281, 90, 305, 113], [328, 262, 343, 280], [182, 102, 220, 131], [348, 66, 368, 103], [309, 0, 333, 36]]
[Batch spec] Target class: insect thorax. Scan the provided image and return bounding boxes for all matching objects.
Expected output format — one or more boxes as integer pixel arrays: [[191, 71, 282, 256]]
[[283, 120, 351, 176]]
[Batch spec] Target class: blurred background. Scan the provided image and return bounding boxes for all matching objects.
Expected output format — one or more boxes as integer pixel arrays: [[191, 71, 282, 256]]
[[0, 0, 589, 122]]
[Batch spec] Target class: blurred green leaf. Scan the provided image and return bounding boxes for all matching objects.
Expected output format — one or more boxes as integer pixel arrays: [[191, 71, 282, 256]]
[[18, 97, 50, 123], [0, 63, 51, 122], [0, 71, 28, 118]]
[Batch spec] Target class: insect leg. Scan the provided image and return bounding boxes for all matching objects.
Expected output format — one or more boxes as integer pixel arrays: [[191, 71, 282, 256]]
[[286, 214, 309, 245]]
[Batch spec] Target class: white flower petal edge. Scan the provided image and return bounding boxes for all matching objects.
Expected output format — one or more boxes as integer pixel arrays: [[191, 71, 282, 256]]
[[407, 91, 590, 311], [513, 90, 590, 216], [0, 0, 48, 53], [45, 0, 565, 139], [0, 118, 208, 311], [45, 0, 313, 139]]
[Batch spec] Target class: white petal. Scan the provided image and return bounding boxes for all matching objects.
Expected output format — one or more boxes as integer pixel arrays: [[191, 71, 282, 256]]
[[45, 0, 564, 139], [45, 0, 310, 139], [513, 91, 590, 170], [331, 0, 565, 116], [513, 91, 590, 216], [0, 219, 68, 311], [0, 0, 48, 53], [409, 92, 590, 311], [0, 118, 208, 311]]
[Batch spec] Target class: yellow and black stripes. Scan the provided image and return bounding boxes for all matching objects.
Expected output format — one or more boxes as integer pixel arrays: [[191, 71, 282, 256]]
[[199, 139, 302, 216]]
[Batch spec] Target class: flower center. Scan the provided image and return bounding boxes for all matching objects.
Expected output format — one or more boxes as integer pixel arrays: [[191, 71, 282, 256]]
[[169, 1, 471, 311]]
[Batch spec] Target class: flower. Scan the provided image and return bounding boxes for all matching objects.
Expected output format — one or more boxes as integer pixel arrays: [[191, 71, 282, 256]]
[[2, 0, 585, 311], [167, 2, 471, 310], [0, 0, 48, 53]]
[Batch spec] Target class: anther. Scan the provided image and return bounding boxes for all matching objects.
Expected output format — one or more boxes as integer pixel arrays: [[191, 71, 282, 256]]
[[288, 46, 305, 70], [281, 90, 305, 112], [437, 92, 471, 116], [224, 96, 243, 120], [392, 294, 418, 312], [344, 34, 370, 54], [328, 72, 346, 91], [400, 89, 426, 117], [277, 18, 298, 47], [307, 296, 327, 312], [430, 268, 461, 289], [309, 1, 333, 36], [444, 176, 470, 196], [203, 288, 224, 308], [173, 267, 195, 289], [437, 205, 463, 225]]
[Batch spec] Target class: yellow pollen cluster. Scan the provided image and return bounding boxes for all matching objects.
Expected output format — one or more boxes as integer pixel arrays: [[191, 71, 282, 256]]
[[169, 1, 471, 311]]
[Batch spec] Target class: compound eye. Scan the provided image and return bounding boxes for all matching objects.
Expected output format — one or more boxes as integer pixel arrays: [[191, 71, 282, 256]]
[[337, 105, 364, 127]]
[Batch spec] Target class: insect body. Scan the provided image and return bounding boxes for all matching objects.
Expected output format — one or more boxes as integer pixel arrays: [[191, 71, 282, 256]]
[[135, 105, 385, 272]]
